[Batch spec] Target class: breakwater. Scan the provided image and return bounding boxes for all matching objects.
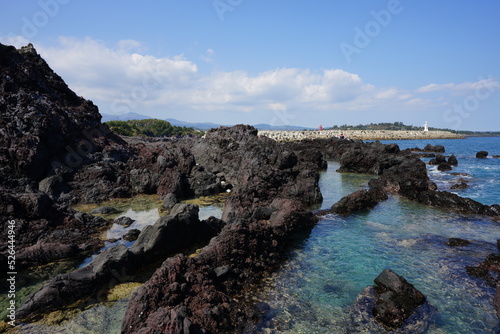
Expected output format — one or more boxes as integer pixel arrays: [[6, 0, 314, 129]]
[[258, 130, 464, 142]]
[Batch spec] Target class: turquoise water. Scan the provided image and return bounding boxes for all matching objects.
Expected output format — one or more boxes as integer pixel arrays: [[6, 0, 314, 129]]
[[381, 137, 500, 206], [252, 138, 500, 333]]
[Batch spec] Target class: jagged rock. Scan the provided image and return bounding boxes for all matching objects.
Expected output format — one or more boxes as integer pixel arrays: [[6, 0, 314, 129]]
[[38, 175, 71, 200], [446, 238, 471, 246], [372, 269, 427, 329], [429, 154, 447, 165], [349, 269, 435, 332], [122, 199, 317, 333], [17, 205, 224, 320], [17, 244, 133, 320], [91, 206, 118, 214], [424, 144, 445, 152], [450, 181, 468, 190], [331, 187, 388, 215], [437, 162, 452, 171], [114, 216, 135, 227], [162, 193, 178, 210], [448, 154, 458, 166], [123, 229, 141, 242], [476, 151, 488, 158]]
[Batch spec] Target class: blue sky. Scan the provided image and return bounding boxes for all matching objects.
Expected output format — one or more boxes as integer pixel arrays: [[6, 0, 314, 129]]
[[1, 0, 499, 130]]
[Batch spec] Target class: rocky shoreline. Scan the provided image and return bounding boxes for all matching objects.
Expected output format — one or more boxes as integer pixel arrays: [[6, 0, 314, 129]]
[[1, 43, 499, 333], [258, 129, 465, 141]]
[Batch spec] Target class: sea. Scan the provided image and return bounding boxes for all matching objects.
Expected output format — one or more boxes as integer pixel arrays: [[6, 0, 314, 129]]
[[249, 136, 500, 333], [10, 137, 500, 333]]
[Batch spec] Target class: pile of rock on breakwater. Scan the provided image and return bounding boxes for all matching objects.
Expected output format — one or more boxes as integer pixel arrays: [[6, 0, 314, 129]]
[[258, 129, 465, 142], [2, 42, 500, 333]]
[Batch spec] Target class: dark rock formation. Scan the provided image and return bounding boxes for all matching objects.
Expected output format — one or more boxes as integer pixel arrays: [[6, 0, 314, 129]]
[[450, 181, 468, 190], [162, 193, 178, 210], [424, 144, 445, 153], [466, 253, 500, 287], [122, 199, 317, 333], [429, 154, 447, 165], [476, 151, 488, 158], [331, 187, 388, 215], [372, 269, 427, 329], [114, 216, 135, 227], [0, 43, 125, 185], [446, 238, 471, 247], [448, 154, 458, 166], [349, 269, 435, 332], [123, 229, 141, 242], [437, 162, 452, 171], [17, 204, 224, 320]]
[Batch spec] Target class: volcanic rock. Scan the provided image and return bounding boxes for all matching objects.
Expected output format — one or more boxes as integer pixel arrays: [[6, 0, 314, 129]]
[[448, 154, 458, 166], [476, 151, 488, 158], [123, 229, 141, 242], [446, 238, 471, 247], [372, 269, 427, 329], [162, 193, 178, 210], [114, 216, 135, 227], [424, 144, 445, 153]]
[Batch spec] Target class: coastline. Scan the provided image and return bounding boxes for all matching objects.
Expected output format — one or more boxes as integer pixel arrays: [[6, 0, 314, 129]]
[[258, 129, 465, 142]]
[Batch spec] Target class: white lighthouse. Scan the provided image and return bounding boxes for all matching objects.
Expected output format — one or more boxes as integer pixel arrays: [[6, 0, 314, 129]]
[[424, 121, 429, 132]]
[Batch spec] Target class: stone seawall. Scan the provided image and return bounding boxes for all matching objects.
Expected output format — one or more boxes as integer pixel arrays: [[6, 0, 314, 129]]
[[258, 130, 464, 142]]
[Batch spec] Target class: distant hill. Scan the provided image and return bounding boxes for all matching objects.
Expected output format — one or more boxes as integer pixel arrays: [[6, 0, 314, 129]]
[[101, 112, 151, 122], [165, 118, 226, 130]]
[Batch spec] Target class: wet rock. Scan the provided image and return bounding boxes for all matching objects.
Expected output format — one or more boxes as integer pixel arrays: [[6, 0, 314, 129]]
[[331, 187, 388, 215], [424, 144, 445, 153], [114, 216, 135, 227], [497, 239, 500, 250], [129, 168, 160, 194], [450, 181, 468, 190], [38, 175, 71, 200], [437, 162, 452, 171], [91, 206, 118, 214], [476, 151, 488, 158], [493, 155, 500, 159], [448, 154, 458, 166], [385, 143, 400, 154], [372, 269, 427, 329], [349, 269, 434, 332], [17, 244, 134, 320], [17, 242, 79, 267], [450, 172, 471, 177], [17, 205, 223, 321], [429, 154, 447, 165], [162, 193, 178, 210], [122, 199, 317, 334], [123, 229, 141, 242], [446, 238, 471, 247]]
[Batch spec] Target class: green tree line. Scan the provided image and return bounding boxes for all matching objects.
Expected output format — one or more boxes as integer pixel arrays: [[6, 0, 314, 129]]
[[105, 119, 203, 137]]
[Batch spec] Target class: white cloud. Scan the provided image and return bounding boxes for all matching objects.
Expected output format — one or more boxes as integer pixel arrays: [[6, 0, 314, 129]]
[[415, 78, 500, 95], [3, 36, 496, 128]]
